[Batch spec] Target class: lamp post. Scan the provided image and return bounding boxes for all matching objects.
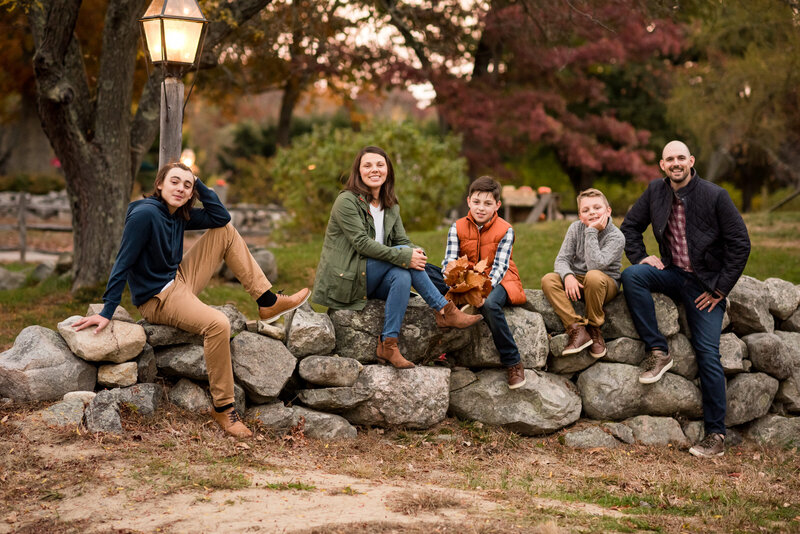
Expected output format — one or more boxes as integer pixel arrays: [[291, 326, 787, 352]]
[[140, 0, 208, 169]]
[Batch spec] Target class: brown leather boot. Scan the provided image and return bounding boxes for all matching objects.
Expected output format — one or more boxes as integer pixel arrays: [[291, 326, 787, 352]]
[[376, 337, 415, 369], [210, 407, 253, 438], [435, 301, 483, 329], [586, 324, 607, 359], [562, 323, 592, 355]]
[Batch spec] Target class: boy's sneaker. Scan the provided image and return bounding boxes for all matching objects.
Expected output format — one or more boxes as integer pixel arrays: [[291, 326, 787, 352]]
[[259, 288, 310, 323], [562, 323, 592, 355], [689, 433, 725, 458], [638, 349, 673, 384], [507, 362, 526, 389]]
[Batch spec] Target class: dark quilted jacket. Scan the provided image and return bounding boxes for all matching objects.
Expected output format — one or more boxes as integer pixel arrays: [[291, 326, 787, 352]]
[[620, 172, 751, 295]]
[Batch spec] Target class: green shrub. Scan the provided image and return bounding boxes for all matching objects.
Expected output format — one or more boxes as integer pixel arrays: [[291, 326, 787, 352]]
[[269, 120, 469, 236], [0, 173, 65, 194]]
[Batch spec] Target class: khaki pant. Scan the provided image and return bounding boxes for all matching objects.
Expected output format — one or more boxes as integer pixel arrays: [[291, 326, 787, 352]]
[[541, 270, 618, 328], [138, 223, 271, 407]]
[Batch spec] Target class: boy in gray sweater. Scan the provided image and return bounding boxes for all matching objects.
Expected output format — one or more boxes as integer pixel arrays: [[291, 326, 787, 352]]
[[541, 188, 625, 358]]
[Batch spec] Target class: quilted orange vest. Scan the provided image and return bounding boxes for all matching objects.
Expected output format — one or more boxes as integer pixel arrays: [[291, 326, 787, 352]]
[[455, 212, 526, 305]]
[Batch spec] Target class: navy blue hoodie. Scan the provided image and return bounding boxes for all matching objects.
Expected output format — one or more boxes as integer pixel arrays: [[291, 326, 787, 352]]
[[100, 180, 230, 319]]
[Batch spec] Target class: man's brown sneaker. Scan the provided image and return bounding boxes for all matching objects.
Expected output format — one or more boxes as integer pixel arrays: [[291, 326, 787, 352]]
[[259, 288, 310, 323], [638, 349, 673, 384], [586, 325, 607, 359], [211, 407, 253, 438], [507, 362, 526, 389], [689, 432, 725, 458], [562, 323, 592, 355]]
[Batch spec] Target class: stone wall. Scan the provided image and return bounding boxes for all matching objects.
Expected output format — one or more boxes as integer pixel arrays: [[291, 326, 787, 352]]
[[1, 275, 799, 448]]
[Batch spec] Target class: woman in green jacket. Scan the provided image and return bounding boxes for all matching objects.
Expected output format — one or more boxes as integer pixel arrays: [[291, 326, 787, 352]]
[[312, 146, 481, 368]]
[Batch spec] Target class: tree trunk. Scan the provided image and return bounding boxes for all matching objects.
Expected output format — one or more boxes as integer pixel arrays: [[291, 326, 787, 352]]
[[276, 77, 301, 147]]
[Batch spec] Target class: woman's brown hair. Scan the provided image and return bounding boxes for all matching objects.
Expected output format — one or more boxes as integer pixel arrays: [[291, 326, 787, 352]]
[[344, 146, 398, 209], [148, 162, 199, 221]]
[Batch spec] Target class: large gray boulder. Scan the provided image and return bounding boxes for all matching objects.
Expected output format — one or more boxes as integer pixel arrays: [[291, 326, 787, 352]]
[[58, 316, 146, 363], [601, 293, 679, 340], [298, 355, 363, 387], [577, 362, 702, 420], [290, 406, 357, 440], [745, 414, 800, 447], [246, 402, 295, 429], [136, 344, 158, 384], [329, 297, 472, 364], [547, 333, 596, 374], [667, 334, 697, 380], [231, 331, 296, 403], [522, 289, 569, 333], [781, 307, 800, 333], [624, 415, 689, 447], [343, 366, 450, 429], [774, 331, 800, 369], [451, 307, 548, 369], [114, 383, 161, 416], [169, 378, 212, 413], [602, 422, 635, 444], [155, 344, 207, 380], [720, 333, 747, 375], [0, 266, 26, 291], [285, 307, 336, 358], [765, 277, 800, 321], [775, 374, 800, 414], [448, 369, 581, 435], [84, 390, 122, 434], [0, 326, 96, 401], [728, 276, 774, 335], [563, 426, 619, 449], [603, 337, 646, 365], [297, 387, 372, 411], [139, 320, 202, 346], [725, 373, 779, 426], [742, 333, 794, 380], [37, 398, 86, 427]]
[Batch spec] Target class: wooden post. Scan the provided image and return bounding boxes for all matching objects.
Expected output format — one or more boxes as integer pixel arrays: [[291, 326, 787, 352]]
[[18, 192, 27, 263], [158, 76, 185, 169]]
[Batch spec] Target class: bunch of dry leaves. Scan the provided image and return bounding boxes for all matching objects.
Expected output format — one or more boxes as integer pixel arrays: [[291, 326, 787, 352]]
[[443, 256, 493, 307]]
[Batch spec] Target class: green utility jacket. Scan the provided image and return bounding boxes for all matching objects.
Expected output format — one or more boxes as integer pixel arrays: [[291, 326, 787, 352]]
[[312, 190, 416, 310]]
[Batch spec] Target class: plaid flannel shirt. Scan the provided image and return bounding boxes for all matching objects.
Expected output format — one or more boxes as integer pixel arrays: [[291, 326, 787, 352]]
[[443, 222, 514, 287], [666, 193, 693, 272]]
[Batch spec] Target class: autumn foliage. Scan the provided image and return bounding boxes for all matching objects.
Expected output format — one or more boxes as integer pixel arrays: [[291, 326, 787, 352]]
[[443, 256, 493, 308]]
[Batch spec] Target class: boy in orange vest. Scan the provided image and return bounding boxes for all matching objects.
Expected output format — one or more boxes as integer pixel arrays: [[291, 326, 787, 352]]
[[439, 176, 528, 389]]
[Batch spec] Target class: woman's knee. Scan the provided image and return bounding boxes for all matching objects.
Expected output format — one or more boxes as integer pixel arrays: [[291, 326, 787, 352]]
[[386, 266, 412, 288]]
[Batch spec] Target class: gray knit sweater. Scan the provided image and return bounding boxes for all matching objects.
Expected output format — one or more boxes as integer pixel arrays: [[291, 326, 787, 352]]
[[553, 219, 625, 286]]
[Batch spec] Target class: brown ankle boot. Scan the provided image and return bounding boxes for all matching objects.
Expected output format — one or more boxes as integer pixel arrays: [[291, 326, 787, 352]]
[[562, 323, 592, 355], [435, 301, 483, 329], [210, 407, 253, 438], [586, 324, 607, 359], [376, 337, 415, 369]]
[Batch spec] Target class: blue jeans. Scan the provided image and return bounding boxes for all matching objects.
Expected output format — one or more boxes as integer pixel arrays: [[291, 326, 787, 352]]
[[366, 250, 448, 339], [426, 264, 521, 367], [621, 264, 727, 435]]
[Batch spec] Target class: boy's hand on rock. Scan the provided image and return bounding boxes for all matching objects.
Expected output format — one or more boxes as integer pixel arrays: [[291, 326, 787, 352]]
[[73, 314, 110, 334]]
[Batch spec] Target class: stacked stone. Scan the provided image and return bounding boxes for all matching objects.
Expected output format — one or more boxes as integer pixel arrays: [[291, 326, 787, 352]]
[[1, 275, 799, 448]]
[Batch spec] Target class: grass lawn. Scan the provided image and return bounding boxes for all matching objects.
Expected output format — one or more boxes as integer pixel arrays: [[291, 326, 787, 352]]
[[1, 211, 799, 350]]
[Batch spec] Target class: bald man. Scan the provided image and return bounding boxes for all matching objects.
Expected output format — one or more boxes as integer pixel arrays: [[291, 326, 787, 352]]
[[620, 140, 750, 458]]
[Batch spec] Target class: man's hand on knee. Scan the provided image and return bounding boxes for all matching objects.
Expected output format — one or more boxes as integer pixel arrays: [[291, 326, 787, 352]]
[[694, 290, 724, 312], [640, 256, 664, 270]]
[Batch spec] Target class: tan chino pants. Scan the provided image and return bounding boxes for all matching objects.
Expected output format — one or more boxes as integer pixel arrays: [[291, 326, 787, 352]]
[[541, 270, 618, 328], [138, 223, 271, 407]]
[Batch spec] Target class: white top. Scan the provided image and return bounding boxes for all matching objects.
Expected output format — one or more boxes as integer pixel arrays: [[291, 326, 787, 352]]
[[369, 203, 385, 244]]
